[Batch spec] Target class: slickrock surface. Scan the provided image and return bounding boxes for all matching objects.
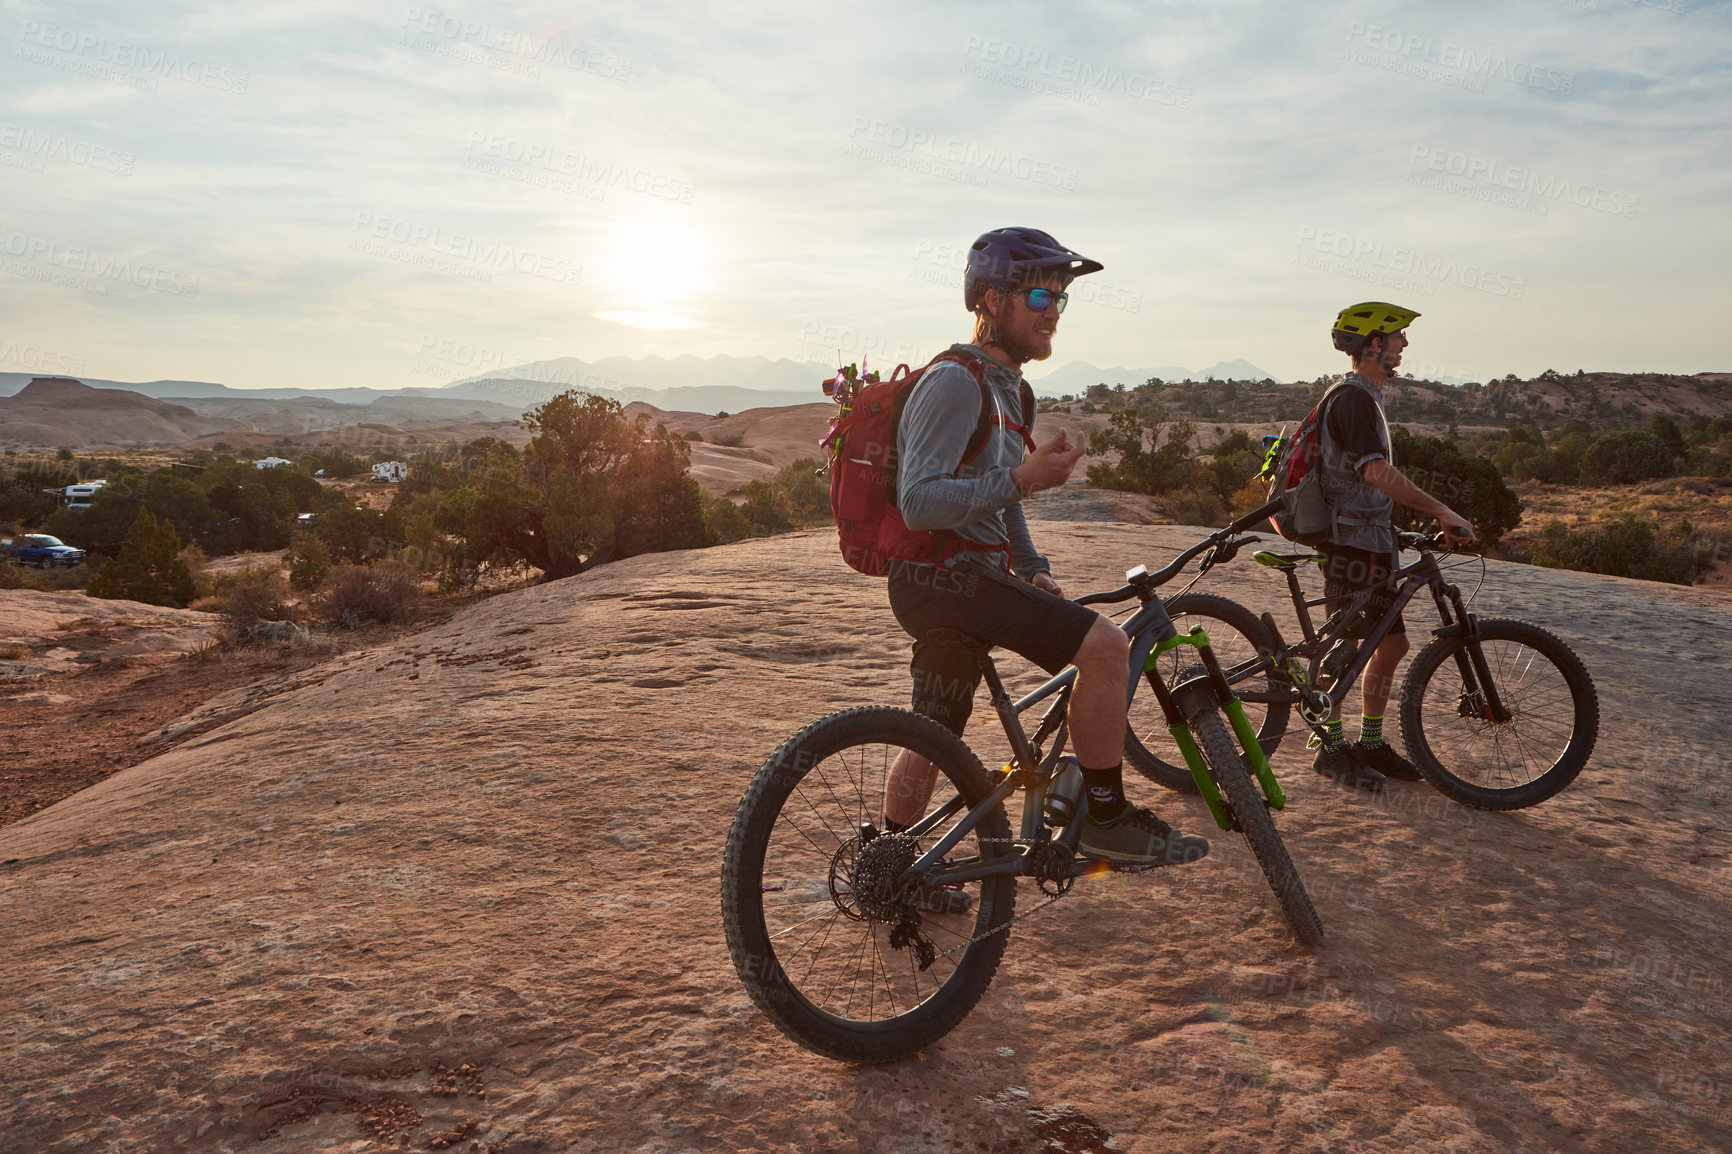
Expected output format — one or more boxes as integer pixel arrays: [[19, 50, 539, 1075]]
[[0, 590, 220, 677], [4, 526, 1730, 1153]]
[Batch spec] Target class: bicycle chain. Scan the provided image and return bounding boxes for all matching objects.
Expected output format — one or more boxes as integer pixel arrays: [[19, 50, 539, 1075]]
[[922, 837, 1073, 965]]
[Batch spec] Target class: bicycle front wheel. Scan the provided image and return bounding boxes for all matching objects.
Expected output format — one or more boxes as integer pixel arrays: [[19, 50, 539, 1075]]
[[1399, 618, 1599, 810], [721, 707, 1017, 1063], [1127, 593, 1290, 794], [1192, 709, 1324, 946]]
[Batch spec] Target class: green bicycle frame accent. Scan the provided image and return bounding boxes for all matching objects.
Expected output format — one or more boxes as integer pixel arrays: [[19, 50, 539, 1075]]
[[1147, 626, 1286, 831]]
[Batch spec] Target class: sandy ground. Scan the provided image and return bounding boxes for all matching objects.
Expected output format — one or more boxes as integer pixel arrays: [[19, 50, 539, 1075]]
[[3, 526, 1731, 1153]]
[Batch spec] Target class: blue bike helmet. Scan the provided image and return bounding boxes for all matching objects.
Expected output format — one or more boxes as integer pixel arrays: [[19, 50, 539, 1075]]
[[964, 227, 1103, 311]]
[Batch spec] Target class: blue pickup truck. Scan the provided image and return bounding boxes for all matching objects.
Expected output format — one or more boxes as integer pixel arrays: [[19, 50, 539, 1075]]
[[2, 534, 87, 568]]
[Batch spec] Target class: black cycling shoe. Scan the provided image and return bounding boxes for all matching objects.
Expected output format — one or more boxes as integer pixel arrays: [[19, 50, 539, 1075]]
[[1354, 741, 1424, 781], [1311, 744, 1387, 791], [1078, 804, 1211, 868]]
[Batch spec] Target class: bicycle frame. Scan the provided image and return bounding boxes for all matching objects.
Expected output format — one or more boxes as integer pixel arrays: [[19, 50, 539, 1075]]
[[1243, 544, 1512, 725], [896, 583, 1287, 889]]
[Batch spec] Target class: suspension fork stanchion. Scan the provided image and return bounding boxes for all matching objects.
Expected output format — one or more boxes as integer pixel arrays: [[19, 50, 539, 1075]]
[[1198, 643, 1286, 810], [1145, 629, 1233, 831], [1443, 583, 1513, 724]]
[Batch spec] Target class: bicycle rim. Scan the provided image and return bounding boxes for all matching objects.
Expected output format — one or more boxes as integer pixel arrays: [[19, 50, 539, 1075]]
[[724, 708, 1015, 1060], [1401, 618, 1598, 809]]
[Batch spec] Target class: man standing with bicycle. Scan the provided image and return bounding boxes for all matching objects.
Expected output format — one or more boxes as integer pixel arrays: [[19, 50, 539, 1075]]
[[879, 227, 1211, 868], [1313, 303, 1476, 790]]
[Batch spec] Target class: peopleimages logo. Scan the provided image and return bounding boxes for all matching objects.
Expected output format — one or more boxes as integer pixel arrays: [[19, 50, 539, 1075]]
[[846, 119, 1079, 190], [1293, 227, 1525, 299], [0, 229, 200, 297], [1407, 145, 1639, 219], [400, 6, 631, 80], [1344, 22, 1574, 95], [462, 132, 693, 204], [0, 122, 134, 175], [960, 36, 1192, 108], [349, 212, 582, 287], [0, 336, 84, 375], [15, 20, 250, 93]]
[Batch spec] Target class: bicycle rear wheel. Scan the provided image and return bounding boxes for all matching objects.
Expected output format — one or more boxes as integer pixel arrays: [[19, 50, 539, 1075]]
[[1191, 709, 1324, 946], [721, 706, 1016, 1062], [1127, 593, 1290, 794], [1399, 618, 1598, 810]]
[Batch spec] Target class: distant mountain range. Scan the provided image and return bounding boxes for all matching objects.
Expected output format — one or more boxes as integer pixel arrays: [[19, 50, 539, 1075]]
[[2, 352, 1281, 415], [1026, 359, 1274, 395], [438, 354, 1280, 413]]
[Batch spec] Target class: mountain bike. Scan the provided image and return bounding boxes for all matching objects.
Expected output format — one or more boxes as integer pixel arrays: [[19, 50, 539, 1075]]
[[1144, 530, 1599, 811], [721, 500, 1322, 1064]]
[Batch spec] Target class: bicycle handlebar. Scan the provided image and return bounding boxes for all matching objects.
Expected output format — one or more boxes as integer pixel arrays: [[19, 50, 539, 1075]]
[[1073, 497, 1284, 607]]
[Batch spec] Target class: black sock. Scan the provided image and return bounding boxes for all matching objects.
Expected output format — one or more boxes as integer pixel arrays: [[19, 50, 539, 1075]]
[[1081, 762, 1128, 825], [882, 817, 908, 834]]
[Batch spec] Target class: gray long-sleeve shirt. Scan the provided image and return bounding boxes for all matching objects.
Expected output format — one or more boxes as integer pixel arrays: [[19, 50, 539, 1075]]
[[895, 344, 1049, 578]]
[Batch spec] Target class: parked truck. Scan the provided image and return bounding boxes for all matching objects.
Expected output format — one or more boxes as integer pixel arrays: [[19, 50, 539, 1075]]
[[1, 534, 87, 568]]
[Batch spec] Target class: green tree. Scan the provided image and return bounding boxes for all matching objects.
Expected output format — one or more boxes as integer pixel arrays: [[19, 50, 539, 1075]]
[[516, 392, 709, 578], [285, 529, 332, 592], [1085, 408, 1204, 495], [1579, 431, 1672, 485], [1388, 427, 1523, 549], [86, 508, 197, 607], [1649, 414, 1685, 464]]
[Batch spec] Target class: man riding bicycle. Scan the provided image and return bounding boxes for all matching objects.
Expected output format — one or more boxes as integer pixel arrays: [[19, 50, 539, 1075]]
[[879, 227, 1210, 868], [1312, 302, 1476, 790]]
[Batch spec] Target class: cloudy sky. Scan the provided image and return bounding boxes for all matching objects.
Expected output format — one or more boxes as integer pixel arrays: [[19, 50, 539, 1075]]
[[1, 0, 1726, 391]]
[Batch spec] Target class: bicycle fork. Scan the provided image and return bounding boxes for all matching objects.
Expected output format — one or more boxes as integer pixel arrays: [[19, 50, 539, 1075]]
[[1146, 627, 1287, 832]]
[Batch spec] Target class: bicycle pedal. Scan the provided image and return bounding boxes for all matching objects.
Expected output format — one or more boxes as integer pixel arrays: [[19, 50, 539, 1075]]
[[1079, 855, 1163, 876], [1305, 732, 1323, 751]]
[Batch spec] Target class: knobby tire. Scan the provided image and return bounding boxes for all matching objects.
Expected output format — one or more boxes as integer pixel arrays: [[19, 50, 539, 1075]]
[[1399, 618, 1599, 811], [1191, 709, 1325, 947], [721, 706, 1016, 1063]]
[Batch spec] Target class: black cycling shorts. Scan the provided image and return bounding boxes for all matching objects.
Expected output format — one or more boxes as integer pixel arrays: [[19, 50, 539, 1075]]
[[887, 559, 1100, 737], [1318, 543, 1406, 640]]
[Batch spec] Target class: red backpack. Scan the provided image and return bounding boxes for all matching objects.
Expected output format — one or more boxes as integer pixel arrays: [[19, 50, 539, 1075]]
[[822, 350, 1035, 576], [1258, 382, 1350, 545]]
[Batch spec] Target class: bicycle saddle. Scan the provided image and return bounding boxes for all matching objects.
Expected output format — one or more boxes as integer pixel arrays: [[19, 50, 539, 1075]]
[[1253, 549, 1323, 568]]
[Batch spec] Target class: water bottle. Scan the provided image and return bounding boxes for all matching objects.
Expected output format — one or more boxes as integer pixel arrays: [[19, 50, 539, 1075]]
[[1043, 756, 1084, 827], [1321, 637, 1360, 682]]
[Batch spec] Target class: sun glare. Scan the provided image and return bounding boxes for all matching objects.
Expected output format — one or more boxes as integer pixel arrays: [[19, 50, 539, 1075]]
[[610, 222, 705, 309]]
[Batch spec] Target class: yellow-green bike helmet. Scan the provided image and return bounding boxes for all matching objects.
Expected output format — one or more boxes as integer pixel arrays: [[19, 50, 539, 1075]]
[[1332, 301, 1419, 352]]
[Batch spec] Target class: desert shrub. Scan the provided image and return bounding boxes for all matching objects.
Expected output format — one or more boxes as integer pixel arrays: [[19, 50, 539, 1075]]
[[710, 430, 746, 448], [204, 563, 298, 632], [0, 561, 48, 591], [683, 430, 704, 441], [179, 542, 212, 599], [735, 459, 833, 538], [86, 508, 197, 607], [1529, 514, 1707, 586], [313, 562, 424, 627], [703, 496, 751, 545], [285, 529, 332, 592], [1166, 487, 1226, 527], [1579, 431, 1672, 485]]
